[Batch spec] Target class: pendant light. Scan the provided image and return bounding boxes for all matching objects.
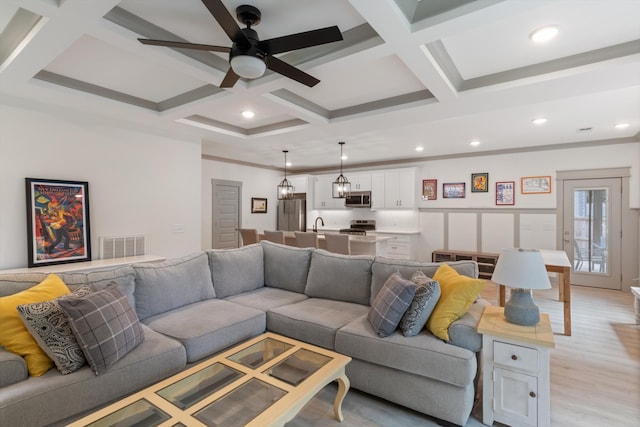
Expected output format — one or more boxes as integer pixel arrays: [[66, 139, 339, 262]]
[[277, 150, 294, 200], [332, 142, 351, 198]]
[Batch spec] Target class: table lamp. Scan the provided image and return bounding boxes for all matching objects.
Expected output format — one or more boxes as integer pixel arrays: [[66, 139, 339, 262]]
[[491, 248, 551, 326]]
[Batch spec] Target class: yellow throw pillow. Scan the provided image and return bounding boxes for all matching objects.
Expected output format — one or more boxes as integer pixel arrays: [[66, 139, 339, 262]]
[[0, 274, 70, 376], [426, 263, 485, 341]]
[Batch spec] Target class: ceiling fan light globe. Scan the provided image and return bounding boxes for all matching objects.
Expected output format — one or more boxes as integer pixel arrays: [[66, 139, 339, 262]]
[[230, 55, 266, 79]]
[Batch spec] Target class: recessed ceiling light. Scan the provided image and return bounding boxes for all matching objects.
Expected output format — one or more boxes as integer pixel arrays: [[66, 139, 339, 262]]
[[470, 140, 480, 147], [341, 155, 348, 161], [532, 118, 547, 125], [242, 110, 255, 119], [286, 161, 292, 167], [614, 123, 630, 129], [529, 25, 559, 43], [415, 146, 424, 152]]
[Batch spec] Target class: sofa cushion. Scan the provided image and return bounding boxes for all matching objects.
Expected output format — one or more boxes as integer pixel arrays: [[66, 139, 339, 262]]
[[267, 298, 369, 349], [224, 287, 308, 312], [17, 286, 92, 374], [134, 252, 215, 320], [0, 273, 49, 297], [59, 283, 145, 375], [207, 244, 264, 299], [399, 271, 441, 337], [371, 258, 478, 304], [427, 263, 485, 341], [0, 324, 186, 427], [368, 273, 417, 337], [0, 273, 70, 376], [0, 347, 28, 387], [448, 299, 490, 352], [335, 315, 476, 387], [305, 250, 374, 305], [86, 266, 137, 308], [143, 299, 265, 363], [261, 241, 313, 293]]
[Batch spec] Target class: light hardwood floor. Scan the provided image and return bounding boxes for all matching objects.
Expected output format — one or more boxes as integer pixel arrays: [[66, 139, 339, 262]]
[[289, 283, 639, 427]]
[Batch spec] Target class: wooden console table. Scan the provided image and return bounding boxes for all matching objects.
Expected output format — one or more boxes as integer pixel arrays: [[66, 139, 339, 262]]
[[498, 249, 572, 336]]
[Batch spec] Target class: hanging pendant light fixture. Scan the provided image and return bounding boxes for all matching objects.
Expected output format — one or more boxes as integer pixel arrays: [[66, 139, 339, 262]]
[[332, 142, 351, 198], [277, 150, 294, 200]]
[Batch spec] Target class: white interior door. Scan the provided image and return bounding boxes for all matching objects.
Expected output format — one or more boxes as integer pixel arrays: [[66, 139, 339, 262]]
[[212, 180, 241, 249], [562, 178, 621, 289]]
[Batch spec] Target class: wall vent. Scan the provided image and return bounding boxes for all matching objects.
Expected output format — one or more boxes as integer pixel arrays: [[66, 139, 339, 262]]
[[99, 235, 145, 259]]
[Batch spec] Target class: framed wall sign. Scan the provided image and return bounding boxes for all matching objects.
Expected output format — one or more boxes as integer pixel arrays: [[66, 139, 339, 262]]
[[25, 178, 91, 267], [251, 197, 267, 213], [521, 176, 552, 194], [471, 173, 489, 192], [422, 179, 437, 200], [496, 181, 515, 205], [443, 182, 466, 198]]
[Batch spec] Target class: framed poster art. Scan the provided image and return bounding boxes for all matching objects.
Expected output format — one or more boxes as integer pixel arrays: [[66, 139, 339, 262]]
[[521, 176, 552, 194], [443, 182, 466, 199], [471, 173, 489, 193], [496, 181, 515, 206], [25, 178, 91, 267], [251, 197, 268, 213], [422, 179, 437, 200]]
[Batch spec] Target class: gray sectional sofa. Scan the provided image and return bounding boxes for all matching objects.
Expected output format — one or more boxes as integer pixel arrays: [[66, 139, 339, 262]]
[[0, 241, 489, 426]]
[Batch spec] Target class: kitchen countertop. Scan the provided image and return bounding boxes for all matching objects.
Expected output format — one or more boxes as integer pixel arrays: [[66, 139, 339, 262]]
[[282, 231, 392, 243]]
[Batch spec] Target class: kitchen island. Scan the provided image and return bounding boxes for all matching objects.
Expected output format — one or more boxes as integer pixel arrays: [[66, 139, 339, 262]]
[[260, 232, 392, 256]]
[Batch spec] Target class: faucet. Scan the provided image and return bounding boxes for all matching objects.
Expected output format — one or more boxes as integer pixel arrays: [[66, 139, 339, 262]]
[[312, 216, 325, 233]]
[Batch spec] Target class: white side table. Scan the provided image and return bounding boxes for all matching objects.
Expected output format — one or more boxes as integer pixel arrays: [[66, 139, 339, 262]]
[[478, 306, 555, 427]]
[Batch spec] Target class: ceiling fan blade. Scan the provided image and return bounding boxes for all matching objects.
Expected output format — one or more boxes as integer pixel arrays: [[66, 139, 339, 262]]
[[259, 26, 342, 55], [138, 38, 230, 53], [267, 56, 320, 87], [201, 0, 249, 44], [219, 68, 240, 88]]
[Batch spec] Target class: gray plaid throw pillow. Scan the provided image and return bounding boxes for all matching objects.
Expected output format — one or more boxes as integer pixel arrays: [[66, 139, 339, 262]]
[[58, 283, 144, 375], [368, 272, 417, 337]]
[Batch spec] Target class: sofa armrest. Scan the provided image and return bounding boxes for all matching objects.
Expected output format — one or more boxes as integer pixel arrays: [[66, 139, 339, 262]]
[[0, 347, 28, 387], [447, 298, 491, 352]]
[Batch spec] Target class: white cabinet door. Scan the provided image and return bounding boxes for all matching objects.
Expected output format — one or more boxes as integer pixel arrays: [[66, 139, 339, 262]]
[[370, 173, 385, 209], [350, 173, 371, 191], [313, 175, 345, 209], [494, 368, 538, 427], [383, 169, 416, 209]]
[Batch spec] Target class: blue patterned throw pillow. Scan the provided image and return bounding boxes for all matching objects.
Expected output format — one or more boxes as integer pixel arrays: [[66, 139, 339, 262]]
[[17, 286, 92, 374], [368, 272, 418, 337], [399, 270, 441, 337]]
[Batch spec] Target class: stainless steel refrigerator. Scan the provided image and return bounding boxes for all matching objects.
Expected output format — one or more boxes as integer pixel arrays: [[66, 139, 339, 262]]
[[277, 198, 306, 232]]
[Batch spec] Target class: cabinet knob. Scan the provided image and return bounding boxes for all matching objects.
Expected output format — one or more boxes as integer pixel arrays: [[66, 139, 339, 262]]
[[529, 391, 537, 398], [511, 354, 518, 361]]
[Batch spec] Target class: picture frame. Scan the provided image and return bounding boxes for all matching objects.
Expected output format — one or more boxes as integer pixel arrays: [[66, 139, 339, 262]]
[[521, 176, 552, 194], [443, 182, 466, 198], [422, 179, 437, 200], [251, 197, 268, 213], [496, 181, 515, 205], [25, 178, 91, 267], [471, 173, 489, 192]]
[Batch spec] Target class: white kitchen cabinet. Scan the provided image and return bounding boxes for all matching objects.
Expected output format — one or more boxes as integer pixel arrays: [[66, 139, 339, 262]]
[[478, 306, 555, 427], [384, 169, 415, 209], [349, 173, 371, 191], [369, 168, 416, 209], [313, 175, 345, 209]]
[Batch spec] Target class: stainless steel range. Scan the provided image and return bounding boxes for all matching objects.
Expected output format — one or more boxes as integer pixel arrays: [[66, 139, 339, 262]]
[[339, 219, 376, 236]]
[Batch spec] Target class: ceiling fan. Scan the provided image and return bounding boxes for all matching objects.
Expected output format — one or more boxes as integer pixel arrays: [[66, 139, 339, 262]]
[[138, 0, 343, 88]]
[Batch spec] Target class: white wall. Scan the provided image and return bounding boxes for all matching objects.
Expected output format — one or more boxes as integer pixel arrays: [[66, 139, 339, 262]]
[[201, 158, 281, 249], [0, 105, 202, 269]]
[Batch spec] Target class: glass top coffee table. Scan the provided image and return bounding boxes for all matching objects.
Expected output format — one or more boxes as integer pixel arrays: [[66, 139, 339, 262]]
[[68, 332, 351, 427]]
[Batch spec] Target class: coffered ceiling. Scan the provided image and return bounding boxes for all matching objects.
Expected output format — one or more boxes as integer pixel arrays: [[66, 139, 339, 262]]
[[1, 0, 639, 171]]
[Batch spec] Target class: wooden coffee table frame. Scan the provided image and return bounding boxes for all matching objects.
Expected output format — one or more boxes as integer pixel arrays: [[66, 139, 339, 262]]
[[68, 332, 351, 427]]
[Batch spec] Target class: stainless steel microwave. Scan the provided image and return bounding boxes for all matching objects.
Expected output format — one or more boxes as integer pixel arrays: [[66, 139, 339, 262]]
[[345, 191, 371, 208]]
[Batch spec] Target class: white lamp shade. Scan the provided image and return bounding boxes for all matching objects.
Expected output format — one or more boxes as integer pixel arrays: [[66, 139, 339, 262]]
[[230, 55, 266, 79], [492, 248, 551, 290]]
